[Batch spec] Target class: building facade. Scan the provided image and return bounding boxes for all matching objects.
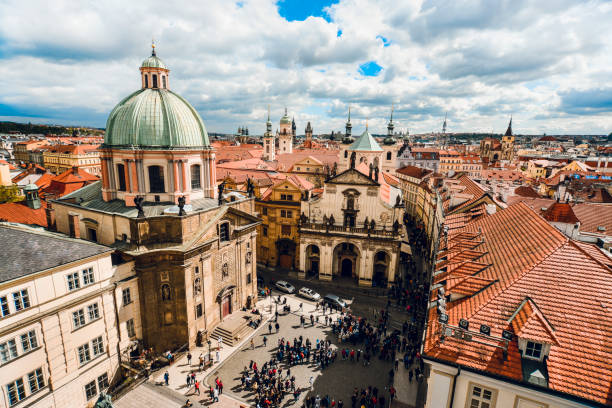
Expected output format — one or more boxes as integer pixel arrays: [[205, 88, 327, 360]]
[[0, 224, 140, 408], [298, 160, 404, 287], [42, 144, 101, 176]]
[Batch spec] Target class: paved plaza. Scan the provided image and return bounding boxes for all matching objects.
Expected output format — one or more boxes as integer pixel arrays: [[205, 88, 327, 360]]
[[207, 301, 413, 407], [115, 292, 418, 407]]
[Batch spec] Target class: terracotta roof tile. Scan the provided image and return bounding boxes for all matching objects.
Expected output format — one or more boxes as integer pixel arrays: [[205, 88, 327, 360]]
[[541, 201, 580, 224], [424, 203, 612, 405]]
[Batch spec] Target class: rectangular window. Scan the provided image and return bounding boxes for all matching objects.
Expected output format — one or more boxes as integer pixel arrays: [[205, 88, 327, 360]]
[[262, 226, 268, 237], [1, 296, 9, 317], [122, 288, 132, 306], [82, 267, 95, 285], [12, 290, 30, 311], [92, 336, 104, 357], [525, 341, 543, 359], [195, 304, 203, 318], [117, 164, 126, 192], [6, 378, 26, 406], [280, 209, 286, 218], [20, 330, 38, 353], [97, 373, 109, 391], [285, 194, 292, 201], [67, 272, 80, 291], [27, 368, 44, 393], [219, 223, 230, 242], [0, 339, 18, 363], [468, 384, 497, 408], [191, 164, 201, 189], [84, 380, 97, 400], [262, 207, 267, 216], [73, 309, 86, 329], [88, 303, 100, 321], [78, 343, 91, 364], [286, 210, 293, 218], [126, 318, 135, 338]]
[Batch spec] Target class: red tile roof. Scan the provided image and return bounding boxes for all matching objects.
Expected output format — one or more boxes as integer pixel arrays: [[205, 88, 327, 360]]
[[0, 200, 47, 227], [425, 202, 612, 405], [541, 201, 580, 224], [44, 167, 99, 198], [514, 185, 540, 198], [396, 165, 433, 179]]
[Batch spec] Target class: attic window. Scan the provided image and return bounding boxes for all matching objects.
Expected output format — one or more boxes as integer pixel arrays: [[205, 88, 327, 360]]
[[525, 341, 543, 359], [597, 226, 606, 232]]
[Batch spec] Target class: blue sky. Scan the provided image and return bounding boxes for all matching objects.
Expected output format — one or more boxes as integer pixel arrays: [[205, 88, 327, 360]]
[[0, 0, 611, 134]]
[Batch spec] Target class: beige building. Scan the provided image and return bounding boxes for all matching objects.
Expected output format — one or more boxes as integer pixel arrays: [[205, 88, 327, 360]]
[[0, 223, 140, 408], [42, 144, 101, 176], [298, 159, 404, 287]]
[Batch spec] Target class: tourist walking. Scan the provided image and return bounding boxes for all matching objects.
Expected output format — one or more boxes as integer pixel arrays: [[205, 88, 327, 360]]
[[164, 371, 169, 386]]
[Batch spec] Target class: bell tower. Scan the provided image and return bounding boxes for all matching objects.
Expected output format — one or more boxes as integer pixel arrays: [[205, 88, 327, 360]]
[[304, 122, 313, 148], [501, 116, 515, 161], [278, 107, 293, 154], [262, 106, 276, 161]]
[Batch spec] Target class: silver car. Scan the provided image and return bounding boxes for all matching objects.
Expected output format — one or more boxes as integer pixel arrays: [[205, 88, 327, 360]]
[[275, 280, 295, 294], [298, 287, 321, 301]]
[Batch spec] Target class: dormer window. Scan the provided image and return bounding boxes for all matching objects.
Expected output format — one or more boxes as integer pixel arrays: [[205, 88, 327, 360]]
[[525, 341, 543, 359]]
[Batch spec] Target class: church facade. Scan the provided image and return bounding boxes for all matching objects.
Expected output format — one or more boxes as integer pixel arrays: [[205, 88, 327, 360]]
[[49, 46, 259, 352], [298, 139, 404, 287]]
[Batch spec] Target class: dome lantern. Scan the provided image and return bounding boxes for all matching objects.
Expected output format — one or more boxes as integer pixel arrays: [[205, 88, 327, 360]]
[[140, 41, 170, 90]]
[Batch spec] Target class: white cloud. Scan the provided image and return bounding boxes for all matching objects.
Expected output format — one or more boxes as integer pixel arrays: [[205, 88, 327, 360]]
[[0, 0, 611, 134]]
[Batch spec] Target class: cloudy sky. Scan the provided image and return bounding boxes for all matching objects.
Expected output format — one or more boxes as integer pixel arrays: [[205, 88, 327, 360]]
[[0, 0, 611, 135]]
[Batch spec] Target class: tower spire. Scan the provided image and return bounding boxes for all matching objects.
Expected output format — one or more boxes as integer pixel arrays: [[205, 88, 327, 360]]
[[151, 38, 156, 56], [442, 112, 447, 134], [505, 115, 513, 136]]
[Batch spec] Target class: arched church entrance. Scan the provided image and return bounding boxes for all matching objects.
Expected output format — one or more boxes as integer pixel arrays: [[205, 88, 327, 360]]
[[333, 243, 360, 281], [373, 251, 390, 287], [306, 244, 320, 276], [276, 238, 296, 269]]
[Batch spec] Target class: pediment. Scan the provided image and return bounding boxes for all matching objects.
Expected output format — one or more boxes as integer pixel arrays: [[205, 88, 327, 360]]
[[327, 168, 379, 186]]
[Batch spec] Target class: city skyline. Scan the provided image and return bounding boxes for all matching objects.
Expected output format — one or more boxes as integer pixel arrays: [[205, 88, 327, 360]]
[[0, 0, 611, 135]]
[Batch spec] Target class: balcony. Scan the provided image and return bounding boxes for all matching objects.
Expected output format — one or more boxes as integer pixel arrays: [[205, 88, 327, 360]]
[[299, 221, 401, 239]]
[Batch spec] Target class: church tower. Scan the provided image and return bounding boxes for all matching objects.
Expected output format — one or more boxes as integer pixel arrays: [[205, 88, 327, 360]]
[[262, 106, 276, 161], [278, 107, 293, 154], [501, 117, 515, 161], [382, 106, 399, 173], [304, 122, 313, 148]]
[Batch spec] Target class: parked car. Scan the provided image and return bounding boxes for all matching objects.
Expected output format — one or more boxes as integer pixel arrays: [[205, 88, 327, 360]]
[[275, 280, 295, 294], [323, 294, 347, 309], [298, 287, 321, 301]]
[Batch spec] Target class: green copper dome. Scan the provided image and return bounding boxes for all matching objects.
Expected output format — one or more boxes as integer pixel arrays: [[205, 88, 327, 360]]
[[350, 129, 383, 151], [280, 108, 291, 124], [141, 55, 167, 69], [104, 89, 210, 149]]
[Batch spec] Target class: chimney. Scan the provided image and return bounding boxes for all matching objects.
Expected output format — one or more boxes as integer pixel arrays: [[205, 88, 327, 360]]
[[45, 204, 56, 231], [69, 213, 80, 238]]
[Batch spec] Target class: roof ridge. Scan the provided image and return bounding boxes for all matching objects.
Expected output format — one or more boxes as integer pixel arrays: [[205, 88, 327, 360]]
[[569, 240, 612, 273]]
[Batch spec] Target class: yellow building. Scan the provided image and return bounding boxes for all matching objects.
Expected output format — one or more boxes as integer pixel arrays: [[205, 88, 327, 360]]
[[255, 176, 313, 269], [13, 140, 49, 163], [43, 144, 101, 176]]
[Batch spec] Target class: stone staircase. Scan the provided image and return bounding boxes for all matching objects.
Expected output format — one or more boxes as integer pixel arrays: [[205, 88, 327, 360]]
[[210, 311, 255, 347]]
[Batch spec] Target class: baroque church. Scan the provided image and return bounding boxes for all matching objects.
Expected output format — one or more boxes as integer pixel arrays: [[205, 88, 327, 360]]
[[298, 123, 405, 287], [48, 46, 260, 351], [479, 118, 515, 163]]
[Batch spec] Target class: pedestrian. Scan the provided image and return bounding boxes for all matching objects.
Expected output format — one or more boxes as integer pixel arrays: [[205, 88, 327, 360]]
[[187, 351, 192, 366], [394, 358, 399, 370], [199, 354, 204, 371], [215, 350, 220, 363], [194, 380, 200, 395], [164, 371, 169, 386], [310, 314, 314, 326], [250, 338, 255, 349], [186, 374, 191, 387], [275, 322, 280, 332], [218, 336, 223, 350], [301, 316, 304, 328], [269, 322, 273, 334], [263, 336, 268, 347], [219, 380, 224, 394], [309, 376, 314, 390], [213, 387, 219, 402]]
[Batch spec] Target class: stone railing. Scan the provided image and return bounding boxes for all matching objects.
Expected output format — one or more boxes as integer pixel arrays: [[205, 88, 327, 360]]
[[299, 221, 400, 238]]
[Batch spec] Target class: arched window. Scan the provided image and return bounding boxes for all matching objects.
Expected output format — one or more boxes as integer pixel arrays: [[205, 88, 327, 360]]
[[344, 150, 348, 158], [152, 74, 158, 88], [386, 151, 392, 160], [162, 76, 167, 89], [219, 222, 230, 242], [148, 166, 165, 193], [144, 75, 149, 88], [191, 164, 201, 189], [116, 164, 126, 191]]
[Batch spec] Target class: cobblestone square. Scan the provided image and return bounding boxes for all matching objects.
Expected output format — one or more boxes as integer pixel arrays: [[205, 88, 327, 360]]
[[207, 306, 399, 407]]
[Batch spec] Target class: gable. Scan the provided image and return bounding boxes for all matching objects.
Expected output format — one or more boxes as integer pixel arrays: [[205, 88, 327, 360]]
[[327, 168, 378, 186], [294, 156, 323, 167]]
